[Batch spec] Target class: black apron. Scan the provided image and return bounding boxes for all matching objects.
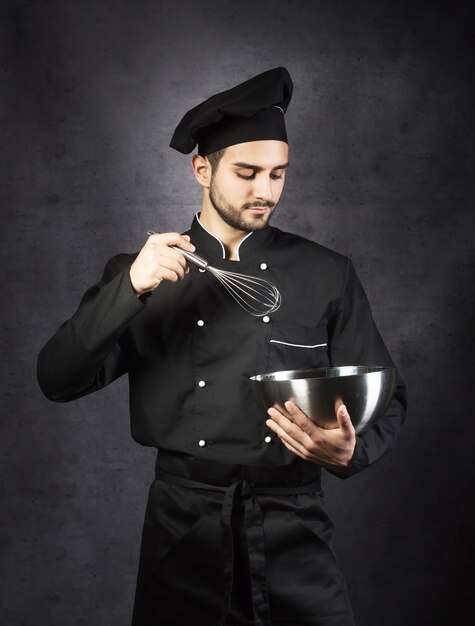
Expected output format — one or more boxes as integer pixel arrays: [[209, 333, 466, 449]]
[[132, 453, 355, 626]]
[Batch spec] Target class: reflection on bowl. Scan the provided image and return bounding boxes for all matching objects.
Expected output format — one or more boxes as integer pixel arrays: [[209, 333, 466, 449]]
[[251, 366, 397, 434]]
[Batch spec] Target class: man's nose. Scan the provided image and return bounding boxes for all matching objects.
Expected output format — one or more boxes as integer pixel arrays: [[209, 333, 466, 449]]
[[253, 175, 272, 201]]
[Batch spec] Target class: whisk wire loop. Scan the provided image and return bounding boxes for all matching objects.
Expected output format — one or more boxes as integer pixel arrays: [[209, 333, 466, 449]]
[[210, 267, 281, 316]]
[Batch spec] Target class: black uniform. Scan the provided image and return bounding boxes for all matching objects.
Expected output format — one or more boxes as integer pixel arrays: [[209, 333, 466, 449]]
[[38, 214, 407, 625]]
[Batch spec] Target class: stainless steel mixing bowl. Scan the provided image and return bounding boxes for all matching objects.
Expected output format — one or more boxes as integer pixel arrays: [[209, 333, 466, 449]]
[[250, 366, 397, 434]]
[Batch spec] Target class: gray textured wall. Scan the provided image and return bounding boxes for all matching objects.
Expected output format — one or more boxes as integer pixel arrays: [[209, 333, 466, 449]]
[[1, 1, 474, 624]]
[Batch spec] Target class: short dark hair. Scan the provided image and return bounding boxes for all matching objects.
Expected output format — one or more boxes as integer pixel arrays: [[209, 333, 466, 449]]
[[204, 148, 226, 173]]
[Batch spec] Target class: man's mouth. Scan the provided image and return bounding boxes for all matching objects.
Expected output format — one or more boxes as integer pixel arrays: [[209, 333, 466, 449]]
[[246, 205, 273, 214]]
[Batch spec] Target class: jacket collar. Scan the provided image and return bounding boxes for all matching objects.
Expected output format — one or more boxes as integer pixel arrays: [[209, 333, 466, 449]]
[[188, 212, 273, 263]]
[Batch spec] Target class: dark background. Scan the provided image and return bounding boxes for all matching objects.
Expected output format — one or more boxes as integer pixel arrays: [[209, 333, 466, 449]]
[[1, 1, 474, 624]]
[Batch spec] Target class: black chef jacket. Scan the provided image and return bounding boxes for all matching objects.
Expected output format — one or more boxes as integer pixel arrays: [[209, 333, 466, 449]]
[[38, 213, 407, 626]]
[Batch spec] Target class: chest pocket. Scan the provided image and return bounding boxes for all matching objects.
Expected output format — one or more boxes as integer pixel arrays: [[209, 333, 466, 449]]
[[266, 322, 330, 373]]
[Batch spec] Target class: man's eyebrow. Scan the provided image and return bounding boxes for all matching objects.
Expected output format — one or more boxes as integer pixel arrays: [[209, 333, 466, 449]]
[[232, 161, 290, 171]]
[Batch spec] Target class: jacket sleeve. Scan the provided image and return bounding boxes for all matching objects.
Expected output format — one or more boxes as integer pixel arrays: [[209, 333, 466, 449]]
[[37, 254, 148, 402], [326, 258, 407, 478]]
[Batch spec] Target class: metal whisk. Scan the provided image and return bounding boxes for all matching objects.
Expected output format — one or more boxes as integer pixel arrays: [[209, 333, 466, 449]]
[[147, 231, 281, 317]]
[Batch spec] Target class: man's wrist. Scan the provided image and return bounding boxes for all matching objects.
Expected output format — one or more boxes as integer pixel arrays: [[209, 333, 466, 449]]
[[128, 271, 154, 299]]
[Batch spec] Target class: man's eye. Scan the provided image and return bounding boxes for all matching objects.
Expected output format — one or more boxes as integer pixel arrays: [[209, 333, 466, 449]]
[[271, 173, 283, 180], [237, 173, 255, 180]]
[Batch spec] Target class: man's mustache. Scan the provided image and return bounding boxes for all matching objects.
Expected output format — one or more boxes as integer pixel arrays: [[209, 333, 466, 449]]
[[242, 201, 275, 209]]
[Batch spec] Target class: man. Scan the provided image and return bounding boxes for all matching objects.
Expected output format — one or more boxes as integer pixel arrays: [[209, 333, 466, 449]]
[[38, 67, 406, 626]]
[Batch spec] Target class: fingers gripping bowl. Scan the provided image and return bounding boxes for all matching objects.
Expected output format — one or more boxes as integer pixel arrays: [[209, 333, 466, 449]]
[[251, 366, 397, 435]]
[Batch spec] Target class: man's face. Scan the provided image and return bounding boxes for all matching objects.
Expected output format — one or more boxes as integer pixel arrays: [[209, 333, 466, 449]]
[[208, 140, 289, 233]]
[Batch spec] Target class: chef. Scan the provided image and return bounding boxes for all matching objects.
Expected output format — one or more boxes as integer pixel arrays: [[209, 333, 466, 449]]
[[38, 67, 407, 626]]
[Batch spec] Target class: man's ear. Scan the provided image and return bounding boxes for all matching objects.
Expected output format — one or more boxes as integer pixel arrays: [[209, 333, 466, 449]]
[[191, 154, 212, 188]]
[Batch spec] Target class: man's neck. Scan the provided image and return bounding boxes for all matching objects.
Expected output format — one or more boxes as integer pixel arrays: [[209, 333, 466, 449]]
[[198, 207, 249, 261]]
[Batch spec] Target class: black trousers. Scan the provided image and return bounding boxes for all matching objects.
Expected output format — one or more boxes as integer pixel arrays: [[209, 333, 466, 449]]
[[132, 454, 355, 626]]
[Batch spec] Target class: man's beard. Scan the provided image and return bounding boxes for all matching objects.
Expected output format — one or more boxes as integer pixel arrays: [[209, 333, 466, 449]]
[[209, 177, 275, 233]]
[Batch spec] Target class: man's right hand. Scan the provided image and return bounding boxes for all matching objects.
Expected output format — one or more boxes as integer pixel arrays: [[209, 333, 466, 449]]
[[129, 232, 196, 296]]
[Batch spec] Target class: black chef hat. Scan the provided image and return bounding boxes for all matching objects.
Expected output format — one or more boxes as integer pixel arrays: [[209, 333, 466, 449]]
[[169, 67, 293, 155]]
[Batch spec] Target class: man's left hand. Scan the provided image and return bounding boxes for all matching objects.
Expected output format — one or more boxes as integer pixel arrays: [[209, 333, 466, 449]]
[[266, 402, 356, 471]]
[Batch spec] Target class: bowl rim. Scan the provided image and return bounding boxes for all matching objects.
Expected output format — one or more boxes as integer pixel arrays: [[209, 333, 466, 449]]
[[250, 365, 397, 382]]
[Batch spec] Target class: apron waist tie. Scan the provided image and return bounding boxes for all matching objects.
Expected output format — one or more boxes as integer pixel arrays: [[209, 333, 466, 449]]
[[155, 469, 321, 626]]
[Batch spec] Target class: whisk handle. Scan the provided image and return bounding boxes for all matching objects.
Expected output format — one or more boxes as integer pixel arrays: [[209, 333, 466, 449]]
[[146, 231, 209, 270], [172, 246, 209, 270]]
